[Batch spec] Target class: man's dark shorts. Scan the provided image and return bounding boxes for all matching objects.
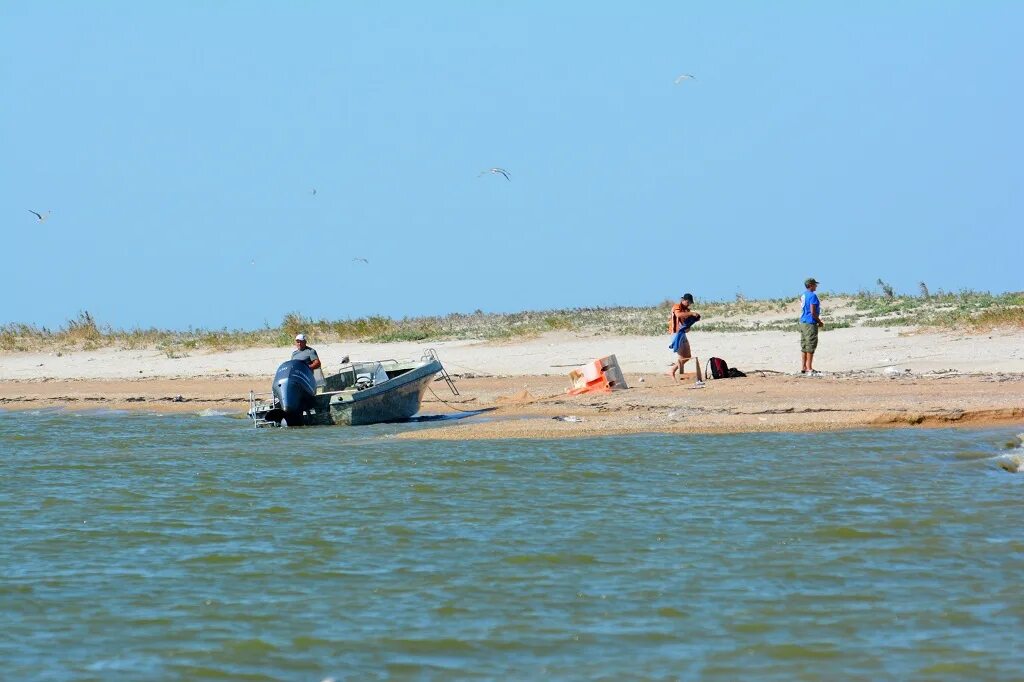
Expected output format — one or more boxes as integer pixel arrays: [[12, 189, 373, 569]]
[[800, 323, 819, 353]]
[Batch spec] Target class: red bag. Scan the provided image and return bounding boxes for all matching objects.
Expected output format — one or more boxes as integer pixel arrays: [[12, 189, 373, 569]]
[[706, 357, 729, 380]]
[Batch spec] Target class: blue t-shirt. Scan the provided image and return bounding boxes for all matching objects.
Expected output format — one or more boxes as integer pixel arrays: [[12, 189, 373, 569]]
[[800, 291, 820, 324]]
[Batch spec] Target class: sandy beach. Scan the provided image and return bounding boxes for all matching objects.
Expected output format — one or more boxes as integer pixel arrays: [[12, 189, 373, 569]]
[[2, 327, 1022, 439]]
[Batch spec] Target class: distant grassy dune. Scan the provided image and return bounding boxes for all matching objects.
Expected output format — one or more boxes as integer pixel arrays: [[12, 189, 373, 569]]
[[2, 290, 1022, 354]]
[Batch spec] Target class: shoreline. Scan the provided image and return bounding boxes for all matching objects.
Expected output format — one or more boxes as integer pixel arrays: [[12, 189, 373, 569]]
[[2, 372, 1021, 441], [2, 327, 1022, 440]]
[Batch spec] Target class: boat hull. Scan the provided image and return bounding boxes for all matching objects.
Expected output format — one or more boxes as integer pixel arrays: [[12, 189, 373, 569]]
[[325, 360, 441, 426], [300, 359, 442, 426]]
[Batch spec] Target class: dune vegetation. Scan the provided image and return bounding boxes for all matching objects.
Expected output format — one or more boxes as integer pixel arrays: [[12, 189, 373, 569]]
[[1, 287, 1021, 354]]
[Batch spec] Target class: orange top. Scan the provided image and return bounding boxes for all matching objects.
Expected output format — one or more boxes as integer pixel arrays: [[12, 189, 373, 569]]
[[668, 304, 686, 333], [669, 304, 700, 333]]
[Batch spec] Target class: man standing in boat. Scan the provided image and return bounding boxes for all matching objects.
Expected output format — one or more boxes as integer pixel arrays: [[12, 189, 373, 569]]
[[292, 333, 325, 390]]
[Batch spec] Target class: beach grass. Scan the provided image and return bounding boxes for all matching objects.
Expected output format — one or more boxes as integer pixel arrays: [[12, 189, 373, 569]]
[[2, 290, 1021, 352]]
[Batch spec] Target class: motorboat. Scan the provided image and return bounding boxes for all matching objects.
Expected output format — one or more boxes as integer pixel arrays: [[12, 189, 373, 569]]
[[248, 349, 455, 427]]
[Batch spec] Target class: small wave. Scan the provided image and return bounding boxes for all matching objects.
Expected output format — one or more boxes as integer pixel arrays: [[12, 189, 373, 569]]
[[503, 552, 598, 565], [291, 635, 339, 650], [990, 434, 1024, 472], [27, 408, 65, 416], [434, 602, 471, 617], [953, 450, 996, 461], [812, 525, 894, 540], [378, 637, 475, 654], [196, 408, 233, 417], [178, 553, 248, 565], [221, 638, 279, 655], [747, 642, 841, 661], [995, 453, 1024, 473]]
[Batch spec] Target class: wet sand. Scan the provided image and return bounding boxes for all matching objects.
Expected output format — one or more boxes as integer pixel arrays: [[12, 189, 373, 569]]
[[403, 372, 1024, 440], [2, 371, 1021, 440]]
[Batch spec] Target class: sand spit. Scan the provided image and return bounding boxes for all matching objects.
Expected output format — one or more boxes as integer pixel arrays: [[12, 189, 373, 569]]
[[2, 328, 1022, 438], [1, 372, 1021, 441]]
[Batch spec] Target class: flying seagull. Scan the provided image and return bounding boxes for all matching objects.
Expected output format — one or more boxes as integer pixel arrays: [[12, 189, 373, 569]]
[[352, 257, 369, 264], [479, 167, 510, 181], [28, 209, 51, 222], [674, 74, 696, 84]]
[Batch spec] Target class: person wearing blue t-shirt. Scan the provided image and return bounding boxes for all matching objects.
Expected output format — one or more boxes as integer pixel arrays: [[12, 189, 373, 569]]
[[799, 278, 824, 375]]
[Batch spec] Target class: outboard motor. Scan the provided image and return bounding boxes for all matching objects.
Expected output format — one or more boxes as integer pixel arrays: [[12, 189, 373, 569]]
[[270, 360, 317, 426]]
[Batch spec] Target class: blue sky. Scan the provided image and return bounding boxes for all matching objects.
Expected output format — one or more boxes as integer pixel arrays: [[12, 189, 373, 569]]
[[3, 2, 1021, 330]]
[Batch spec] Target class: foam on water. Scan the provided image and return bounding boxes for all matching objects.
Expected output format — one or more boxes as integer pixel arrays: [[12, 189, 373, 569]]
[[993, 433, 1024, 472], [196, 408, 234, 417]]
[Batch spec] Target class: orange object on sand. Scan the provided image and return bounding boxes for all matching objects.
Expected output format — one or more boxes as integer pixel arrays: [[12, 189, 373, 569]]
[[567, 355, 628, 395]]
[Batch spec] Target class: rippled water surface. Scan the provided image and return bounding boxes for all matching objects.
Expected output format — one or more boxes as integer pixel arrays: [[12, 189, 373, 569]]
[[2, 411, 1023, 680]]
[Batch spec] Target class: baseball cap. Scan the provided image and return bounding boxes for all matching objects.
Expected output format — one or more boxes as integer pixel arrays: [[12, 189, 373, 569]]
[[681, 293, 694, 303], [295, 333, 306, 342], [804, 278, 819, 287]]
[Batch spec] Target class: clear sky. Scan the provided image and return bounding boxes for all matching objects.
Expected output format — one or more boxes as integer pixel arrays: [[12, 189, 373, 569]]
[[3, 2, 1021, 330]]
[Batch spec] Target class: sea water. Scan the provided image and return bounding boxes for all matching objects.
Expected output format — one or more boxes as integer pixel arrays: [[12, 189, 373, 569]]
[[2, 411, 1022, 680]]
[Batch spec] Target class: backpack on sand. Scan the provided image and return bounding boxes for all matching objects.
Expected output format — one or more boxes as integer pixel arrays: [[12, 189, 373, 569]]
[[706, 357, 747, 379], [707, 357, 729, 380]]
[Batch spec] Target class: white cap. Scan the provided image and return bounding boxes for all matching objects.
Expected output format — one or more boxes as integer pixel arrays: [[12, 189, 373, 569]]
[[295, 333, 306, 342]]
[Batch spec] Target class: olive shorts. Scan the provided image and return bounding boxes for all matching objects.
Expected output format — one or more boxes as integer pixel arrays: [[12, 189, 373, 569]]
[[800, 323, 819, 353]]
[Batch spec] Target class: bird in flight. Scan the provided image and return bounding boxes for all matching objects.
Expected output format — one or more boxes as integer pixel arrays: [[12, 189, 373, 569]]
[[479, 167, 511, 181], [674, 74, 696, 84], [28, 209, 51, 222], [311, 188, 317, 196], [352, 257, 369, 264]]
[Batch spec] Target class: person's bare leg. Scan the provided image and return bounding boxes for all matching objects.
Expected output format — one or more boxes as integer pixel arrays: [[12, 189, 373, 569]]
[[801, 351, 815, 372], [678, 342, 691, 379]]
